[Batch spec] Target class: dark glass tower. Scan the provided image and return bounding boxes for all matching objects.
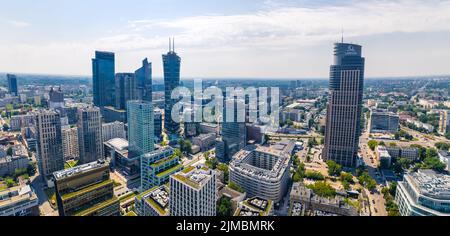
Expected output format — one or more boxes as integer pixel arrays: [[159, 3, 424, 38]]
[[6, 74, 18, 96], [92, 51, 115, 107], [221, 98, 247, 163], [135, 58, 152, 102], [162, 39, 181, 143], [323, 42, 365, 167], [115, 73, 137, 110]]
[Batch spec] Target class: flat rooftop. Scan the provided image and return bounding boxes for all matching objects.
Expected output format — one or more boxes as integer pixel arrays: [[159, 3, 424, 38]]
[[53, 159, 107, 181], [138, 185, 170, 215], [172, 165, 214, 189], [408, 170, 450, 200]]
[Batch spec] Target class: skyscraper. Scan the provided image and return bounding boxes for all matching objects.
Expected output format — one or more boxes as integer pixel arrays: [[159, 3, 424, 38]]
[[49, 87, 64, 109], [35, 110, 64, 180], [127, 100, 154, 157], [221, 98, 247, 163], [135, 58, 153, 102], [77, 107, 104, 164], [6, 74, 18, 96], [115, 73, 137, 110], [92, 51, 115, 107], [169, 165, 216, 216], [323, 42, 365, 167], [162, 38, 181, 142]]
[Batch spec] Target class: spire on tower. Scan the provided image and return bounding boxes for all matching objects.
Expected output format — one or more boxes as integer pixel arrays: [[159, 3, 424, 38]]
[[173, 37, 175, 52]]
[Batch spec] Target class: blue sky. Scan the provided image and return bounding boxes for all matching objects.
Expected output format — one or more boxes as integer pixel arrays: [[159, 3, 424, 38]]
[[1, 0, 450, 78]]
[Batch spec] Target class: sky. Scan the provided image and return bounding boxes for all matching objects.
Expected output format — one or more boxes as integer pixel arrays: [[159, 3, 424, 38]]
[[1, 0, 450, 79]]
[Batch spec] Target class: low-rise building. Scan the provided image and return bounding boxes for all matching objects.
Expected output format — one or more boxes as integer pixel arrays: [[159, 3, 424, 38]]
[[218, 185, 246, 213], [102, 121, 126, 142], [395, 170, 450, 216], [234, 197, 273, 216], [289, 183, 358, 216], [0, 145, 29, 177], [376, 146, 392, 169], [0, 185, 39, 216], [192, 133, 216, 151], [10, 114, 36, 131], [370, 109, 399, 134], [135, 185, 169, 216], [386, 146, 419, 162], [438, 150, 450, 171], [104, 138, 140, 178]]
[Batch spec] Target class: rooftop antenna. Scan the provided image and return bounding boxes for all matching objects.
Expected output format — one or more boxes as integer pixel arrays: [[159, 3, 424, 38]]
[[169, 37, 172, 52]]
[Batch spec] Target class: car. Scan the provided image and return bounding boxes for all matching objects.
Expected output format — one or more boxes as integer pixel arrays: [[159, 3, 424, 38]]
[[374, 208, 378, 213]]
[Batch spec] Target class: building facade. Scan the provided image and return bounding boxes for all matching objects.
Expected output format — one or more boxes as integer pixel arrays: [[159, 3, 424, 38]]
[[134, 58, 153, 102], [92, 51, 115, 107], [115, 73, 137, 110], [61, 126, 79, 161], [6, 74, 18, 96], [102, 121, 126, 142], [323, 42, 365, 167], [135, 185, 170, 216], [169, 165, 216, 216], [77, 107, 104, 164], [370, 109, 400, 133], [127, 100, 154, 157], [0, 185, 39, 216], [438, 110, 450, 135]]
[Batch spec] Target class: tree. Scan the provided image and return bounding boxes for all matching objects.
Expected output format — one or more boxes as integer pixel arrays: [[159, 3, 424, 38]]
[[445, 132, 450, 140], [216, 197, 232, 216], [340, 172, 354, 183], [389, 142, 397, 147], [217, 163, 229, 183], [435, 142, 450, 151], [228, 182, 245, 193], [184, 140, 192, 154], [5, 178, 15, 188], [307, 182, 336, 198], [368, 140, 378, 151], [378, 141, 386, 146], [305, 171, 325, 180], [6, 147, 13, 156], [326, 160, 342, 176], [308, 138, 318, 148], [410, 144, 426, 161], [2, 123, 9, 132]]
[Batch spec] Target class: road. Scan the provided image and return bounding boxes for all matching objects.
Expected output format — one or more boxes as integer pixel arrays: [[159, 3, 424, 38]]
[[29, 174, 58, 216], [360, 132, 388, 216]]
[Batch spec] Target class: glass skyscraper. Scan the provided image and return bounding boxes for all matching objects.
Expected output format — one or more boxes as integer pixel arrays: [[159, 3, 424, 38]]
[[92, 51, 115, 107], [134, 58, 152, 102], [162, 39, 181, 143], [6, 74, 18, 96], [221, 98, 247, 163], [115, 73, 137, 110], [127, 100, 154, 157], [323, 42, 365, 167]]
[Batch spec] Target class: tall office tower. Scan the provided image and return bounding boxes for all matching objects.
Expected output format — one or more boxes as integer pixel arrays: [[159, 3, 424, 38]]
[[92, 51, 115, 107], [49, 87, 64, 109], [221, 98, 247, 163], [438, 110, 450, 135], [35, 110, 64, 180], [115, 73, 137, 110], [135, 58, 153, 102], [154, 108, 163, 142], [6, 74, 18, 96], [53, 159, 120, 216], [162, 38, 181, 143], [127, 100, 154, 157], [323, 42, 365, 167], [77, 107, 104, 164], [102, 121, 126, 142], [62, 126, 79, 161], [169, 165, 216, 216]]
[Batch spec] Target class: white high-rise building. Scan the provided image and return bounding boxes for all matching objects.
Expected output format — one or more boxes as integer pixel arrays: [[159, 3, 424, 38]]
[[62, 126, 79, 161], [169, 165, 216, 216], [102, 121, 126, 142]]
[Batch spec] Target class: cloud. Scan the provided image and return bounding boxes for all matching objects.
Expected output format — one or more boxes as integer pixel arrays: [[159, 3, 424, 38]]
[[6, 20, 31, 28], [98, 0, 450, 51]]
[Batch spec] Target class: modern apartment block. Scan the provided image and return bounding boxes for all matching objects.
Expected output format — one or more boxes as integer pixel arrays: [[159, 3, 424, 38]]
[[135, 185, 170, 216], [53, 159, 120, 216], [140, 146, 182, 191], [102, 121, 126, 142], [0, 185, 39, 216], [127, 100, 154, 157], [395, 170, 450, 216], [162, 39, 181, 143], [77, 106, 103, 164], [35, 110, 64, 180], [323, 42, 365, 167], [370, 109, 400, 133], [234, 197, 273, 216], [92, 51, 115, 107], [169, 165, 216, 216], [62, 126, 79, 161], [9, 114, 36, 131], [229, 141, 294, 202]]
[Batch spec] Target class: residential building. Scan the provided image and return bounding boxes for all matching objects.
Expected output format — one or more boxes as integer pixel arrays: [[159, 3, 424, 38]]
[[169, 165, 216, 216], [77, 107, 103, 164], [395, 170, 450, 216], [10, 114, 36, 131], [49, 87, 64, 109], [135, 185, 169, 216], [0, 145, 29, 177], [61, 126, 79, 161], [385, 146, 419, 162], [102, 121, 126, 142], [438, 110, 450, 135], [323, 42, 365, 167], [53, 159, 120, 216], [162, 39, 181, 142], [289, 182, 358, 216], [0, 185, 39, 216], [229, 141, 294, 202], [234, 197, 273, 216], [127, 100, 154, 157], [35, 110, 64, 180], [92, 51, 115, 107], [140, 146, 182, 191]]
